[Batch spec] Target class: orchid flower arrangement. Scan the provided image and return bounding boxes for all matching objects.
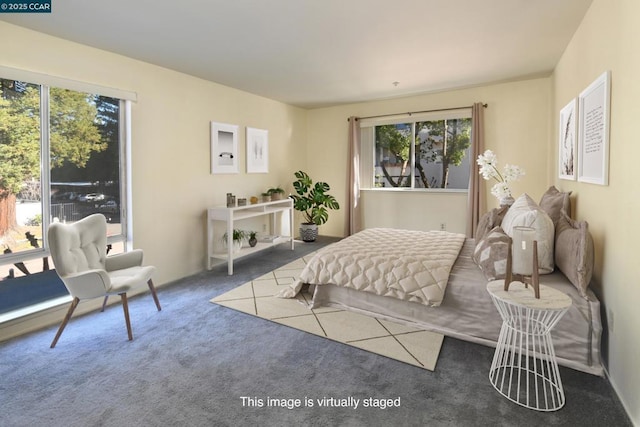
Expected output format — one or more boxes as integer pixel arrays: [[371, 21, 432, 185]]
[[476, 150, 525, 202]]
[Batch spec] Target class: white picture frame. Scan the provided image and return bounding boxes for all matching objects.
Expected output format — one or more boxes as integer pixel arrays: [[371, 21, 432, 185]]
[[211, 122, 239, 174], [246, 127, 269, 173], [578, 71, 611, 185], [558, 98, 577, 180]]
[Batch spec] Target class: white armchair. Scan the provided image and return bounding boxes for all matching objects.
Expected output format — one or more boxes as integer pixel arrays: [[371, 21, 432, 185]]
[[48, 214, 161, 348]]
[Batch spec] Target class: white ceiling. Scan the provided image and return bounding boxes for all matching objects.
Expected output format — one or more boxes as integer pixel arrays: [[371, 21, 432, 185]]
[[1, 0, 592, 108]]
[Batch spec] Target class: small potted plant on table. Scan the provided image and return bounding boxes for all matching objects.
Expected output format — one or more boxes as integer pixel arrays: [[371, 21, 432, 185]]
[[222, 229, 246, 253], [268, 187, 285, 201]]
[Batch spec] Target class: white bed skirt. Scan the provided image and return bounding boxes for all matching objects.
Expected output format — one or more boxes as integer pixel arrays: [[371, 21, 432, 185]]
[[311, 239, 603, 376]]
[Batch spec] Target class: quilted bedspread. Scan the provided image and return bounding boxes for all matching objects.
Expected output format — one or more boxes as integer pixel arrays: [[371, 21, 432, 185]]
[[284, 228, 466, 306]]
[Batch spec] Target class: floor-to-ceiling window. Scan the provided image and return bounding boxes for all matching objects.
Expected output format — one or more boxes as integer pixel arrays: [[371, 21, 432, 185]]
[[0, 74, 130, 316]]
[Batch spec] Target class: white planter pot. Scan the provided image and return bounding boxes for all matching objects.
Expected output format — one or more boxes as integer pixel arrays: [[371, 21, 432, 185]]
[[224, 240, 243, 253]]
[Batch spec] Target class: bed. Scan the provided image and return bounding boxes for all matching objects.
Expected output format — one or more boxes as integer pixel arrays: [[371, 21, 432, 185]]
[[280, 188, 603, 376]]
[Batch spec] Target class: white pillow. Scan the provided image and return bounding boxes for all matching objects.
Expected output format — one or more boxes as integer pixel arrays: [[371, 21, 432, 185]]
[[501, 193, 555, 274]]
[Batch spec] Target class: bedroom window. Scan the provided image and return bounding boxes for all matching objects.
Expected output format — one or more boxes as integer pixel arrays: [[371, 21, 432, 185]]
[[0, 75, 129, 315], [360, 111, 472, 190]]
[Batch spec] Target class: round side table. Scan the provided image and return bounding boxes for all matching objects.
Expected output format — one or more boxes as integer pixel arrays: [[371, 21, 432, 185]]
[[486, 280, 572, 412]]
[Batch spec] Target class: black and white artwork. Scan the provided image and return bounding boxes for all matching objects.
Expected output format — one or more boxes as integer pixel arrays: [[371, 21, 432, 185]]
[[559, 98, 577, 180], [246, 127, 268, 173], [211, 122, 239, 174]]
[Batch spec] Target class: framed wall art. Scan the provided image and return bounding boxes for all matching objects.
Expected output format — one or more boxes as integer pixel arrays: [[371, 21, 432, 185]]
[[211, 122, 239, 174], [558, 98, 577, 180], [578, 71, 611, 185], [246, 127, 269, 173]]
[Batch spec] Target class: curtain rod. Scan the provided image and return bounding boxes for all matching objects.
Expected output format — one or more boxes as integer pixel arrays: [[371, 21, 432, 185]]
[[349, 103, 487, 121]]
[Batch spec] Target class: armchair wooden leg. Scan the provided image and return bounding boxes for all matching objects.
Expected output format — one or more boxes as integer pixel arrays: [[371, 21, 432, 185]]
[[147, 279, 162, 311], [120, 293, 133, 341], [101, 296, 109, 312], [50, 297, 80, 348]]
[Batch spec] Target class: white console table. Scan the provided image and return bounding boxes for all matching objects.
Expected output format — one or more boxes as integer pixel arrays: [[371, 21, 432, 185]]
[[207, 199, 294, 275]]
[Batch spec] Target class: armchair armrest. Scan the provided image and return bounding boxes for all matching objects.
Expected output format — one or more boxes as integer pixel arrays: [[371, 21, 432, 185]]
[[105, 249, 144, 272], [61, 269, 111, 300]]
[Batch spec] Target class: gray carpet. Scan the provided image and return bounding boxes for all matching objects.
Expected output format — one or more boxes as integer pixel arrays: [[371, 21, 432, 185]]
[[0, 236, 631, 427]]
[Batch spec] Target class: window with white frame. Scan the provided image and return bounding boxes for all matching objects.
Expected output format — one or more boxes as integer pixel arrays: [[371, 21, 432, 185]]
[[359, 110, 472, 190], [0, 74, 130, 292]]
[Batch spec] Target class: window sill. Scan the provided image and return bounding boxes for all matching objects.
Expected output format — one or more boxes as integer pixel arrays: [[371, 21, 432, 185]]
[[0, 295, 72, 325], [361, 188, 468, 194]]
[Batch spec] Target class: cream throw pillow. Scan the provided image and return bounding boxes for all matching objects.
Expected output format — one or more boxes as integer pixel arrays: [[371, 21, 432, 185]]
[[555, 212, 594, 298], [501, 193, 555, 274], [539, 185, 572, 227]]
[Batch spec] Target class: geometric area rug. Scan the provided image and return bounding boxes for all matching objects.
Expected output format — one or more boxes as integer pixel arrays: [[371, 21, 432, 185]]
[[210, 252, 444, 371]]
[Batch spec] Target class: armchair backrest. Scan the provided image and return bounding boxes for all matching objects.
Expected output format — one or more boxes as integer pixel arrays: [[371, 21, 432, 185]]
[[48, 214, 108, 277]]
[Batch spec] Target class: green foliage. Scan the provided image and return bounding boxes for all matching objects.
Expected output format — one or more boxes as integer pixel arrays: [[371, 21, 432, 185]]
[[290, 170, 340, 225], [0, 82, 106, 198], [222, 229, 247, 242], [376, 118, 471, 189], [49, 88, 106, 168], [376, 125, 411, 187], [267, 187, 284, 194], [376, 125, 411, 163], [25, 213, 42, 226], [0, 86, 41, 196]]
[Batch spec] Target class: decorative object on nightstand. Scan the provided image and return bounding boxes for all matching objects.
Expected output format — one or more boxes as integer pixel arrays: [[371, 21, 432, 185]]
[[504, 226, 540, 298], [476, 150, 525, 206], [487, 280, 571, 411]]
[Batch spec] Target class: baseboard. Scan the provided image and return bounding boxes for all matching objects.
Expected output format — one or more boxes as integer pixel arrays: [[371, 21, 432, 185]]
[[602, 364, 637, 426]]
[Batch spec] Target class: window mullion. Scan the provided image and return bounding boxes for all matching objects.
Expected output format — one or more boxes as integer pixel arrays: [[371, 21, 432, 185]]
[[410, 122, 416, 189], [40, 85, 51, 248], [123, 99, 132, 252]]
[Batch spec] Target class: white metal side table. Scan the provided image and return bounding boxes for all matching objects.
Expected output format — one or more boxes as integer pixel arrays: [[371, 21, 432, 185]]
[[487, 280, 572, 412]]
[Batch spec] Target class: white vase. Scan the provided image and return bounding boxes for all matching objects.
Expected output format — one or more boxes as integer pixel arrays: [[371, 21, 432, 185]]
[[223, 240, 243, 253]]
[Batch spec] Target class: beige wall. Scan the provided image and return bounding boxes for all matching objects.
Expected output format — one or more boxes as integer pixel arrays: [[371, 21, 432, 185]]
[[0, 21, 307, 287], [306, 78, 552, 237], [361, 190, 468, 234], [552, 0, 639, 422]]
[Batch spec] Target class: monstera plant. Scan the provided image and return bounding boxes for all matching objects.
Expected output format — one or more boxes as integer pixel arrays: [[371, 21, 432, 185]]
[[290, 170, 340, 241]]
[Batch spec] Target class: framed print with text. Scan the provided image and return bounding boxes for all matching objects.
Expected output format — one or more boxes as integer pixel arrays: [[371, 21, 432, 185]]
[[578, 71, 611, 185]]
